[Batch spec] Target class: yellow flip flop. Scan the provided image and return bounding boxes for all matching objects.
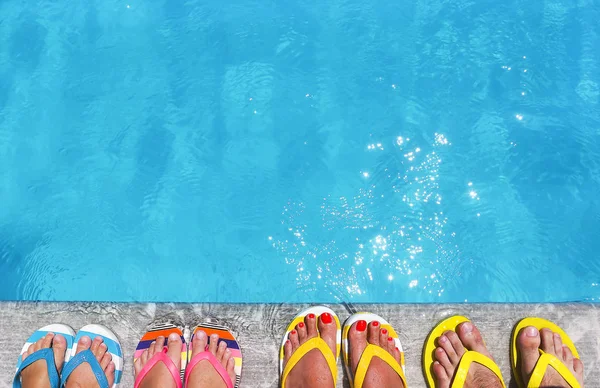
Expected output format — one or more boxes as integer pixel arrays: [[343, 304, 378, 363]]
[[279, 306, 341, 388], [342, 312, 407, 388], [511, 317, 581, 388], [423, 315, 506, 388]]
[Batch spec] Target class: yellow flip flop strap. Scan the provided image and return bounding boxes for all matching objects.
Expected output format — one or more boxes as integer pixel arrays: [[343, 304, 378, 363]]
[[281, 337, 337, 388], [528, 351, 580, 388], [353, 344, 406, 388], [451, 351, 506, 388]]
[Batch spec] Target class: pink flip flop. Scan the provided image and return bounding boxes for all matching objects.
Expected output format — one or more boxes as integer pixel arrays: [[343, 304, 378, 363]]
[[133, 323, 187, 388], [185, 323, 243, 388]]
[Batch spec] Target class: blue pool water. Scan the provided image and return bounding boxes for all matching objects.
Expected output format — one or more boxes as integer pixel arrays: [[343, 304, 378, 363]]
[[0, 0, 599, 303]]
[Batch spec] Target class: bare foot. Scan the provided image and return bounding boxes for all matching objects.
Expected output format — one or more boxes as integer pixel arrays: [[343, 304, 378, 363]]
[[63, 336, 116, 388], [432, 322, 502, 388], [347, 320, 405, 388], [134, 333, 182, 388], [517, 326, 584, 387], [282, 312, 337, 388], [20, 333, 67, 388], [186, 330, 236, 388]]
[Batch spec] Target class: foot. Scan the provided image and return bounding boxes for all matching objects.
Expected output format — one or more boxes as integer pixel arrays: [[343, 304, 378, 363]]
[[282, 312, 337, 388], [432, 322, 502, 388], [20, 333, 67, 388], [517, 326, 584, 387], [134, 333, 183, 388], [64, 336, 116, 388], [186, 330, 236, 388], [347, 320, 405, 388]]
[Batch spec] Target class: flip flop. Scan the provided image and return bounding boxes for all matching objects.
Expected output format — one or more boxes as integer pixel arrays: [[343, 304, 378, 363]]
[[61, 324, 123, 388], [186, 322, 243, 388], [134, 322, 187, 388], [511, 317, 581, 388], [423, 315, 506, 388], [13, 324, 76, 388], [280, 306, 341, 388], [342, 312, 406, 388]]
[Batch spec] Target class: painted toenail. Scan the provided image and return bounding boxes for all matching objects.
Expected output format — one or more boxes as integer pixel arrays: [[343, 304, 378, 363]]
[[462, 322, 473, 333], [298, 322, 305, 328], [291, 330, 297, 335], [381, 329, 388, 335], [321, 313, 333, 324], [308, 313, 315, 319], [356, 320, 367, 332], [168, 333, 179, 341], [439, 335, 448, 343], [525, 327, 538, 337], [372, 321, 379, 327], [387, 337, 393, 342], [286, 340, 290, 345]]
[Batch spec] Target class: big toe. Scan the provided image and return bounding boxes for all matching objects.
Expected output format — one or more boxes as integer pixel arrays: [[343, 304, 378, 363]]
[[517, 326, 541, 381], [166, 333, 183, 366], [457, 322, 493, 358], [317, 313, 338, 356], [192, 330, 209, 357], [52, 334, 68, 372], [348, 320, 368, 374]]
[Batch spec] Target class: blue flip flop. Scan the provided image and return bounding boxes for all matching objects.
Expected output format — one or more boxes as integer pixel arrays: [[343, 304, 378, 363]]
[[61, 324, 123, 388], [13, 324, 76, 388]]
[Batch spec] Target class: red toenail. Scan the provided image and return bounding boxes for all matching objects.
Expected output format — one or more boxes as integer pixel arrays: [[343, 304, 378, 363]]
[[356, 320, 367, 332], [321, 313, 333, 324], [372, 321, 379, 327], [298, 322, 305, 328], [388, 337, 393, 342], [291, 330, 297, 335], [381, 329, 388, 335], [395, 347, 399, 351], [308, 313, 315, 319]]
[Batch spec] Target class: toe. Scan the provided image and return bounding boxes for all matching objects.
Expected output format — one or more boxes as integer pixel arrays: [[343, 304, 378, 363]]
[[192, 330, 208, 357], [226, 356, 236, 383], [379, 327, 389, 347], [34, 337, 44, 352], [76, 336, 92, 355], [289, 329, 300, 349], [444, 331, 466, 359], [553, 333, 563, 356], [348, 320, 368, 374], [367, 321, 380, 346], [154, 336, 165, 354], [148, 341, 156, 357], [435, 346, 454, 377], [208, 334, 219, 356], [140, 349, 149, 365], [517, 326, 541, 382], [562, 345, 573, 367], [540, 328, 556, 355], [393, 346, 401, 364], [385, 336, 395, 353], [216, 340, 227, 362], [306, 313, 318, 338], [90, 336, 103, 356], [573, 358, 584, 380], [106, 361, 115, 387], [317, 313, 338, 357], [296, 321, 307, 343], [166, 332, 183, 367], [100, 353, 112, 369], [433, 361, 451, 388], [438, 335, 459, 365], [283, 340, 292, 363], [42, 333, 55, 349], [96, 343, 108, 362], [52, 334, 67, 373], [457, 322, 492, 358]]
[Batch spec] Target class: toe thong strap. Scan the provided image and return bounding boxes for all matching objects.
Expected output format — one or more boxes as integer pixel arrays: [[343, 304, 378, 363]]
[[281, 337, 337, 388], [185, 351, 233, 388], [13, 348, 60, 388], [528, 351, 580, 388], [353, 344, 406, 388], [60, 349, 109, 388], [452, 351, 506, 388], [134, 347, 182, 388]]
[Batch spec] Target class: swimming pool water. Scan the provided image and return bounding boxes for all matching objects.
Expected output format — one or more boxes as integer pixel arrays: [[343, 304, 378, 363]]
[[1, 0, 599, 303]]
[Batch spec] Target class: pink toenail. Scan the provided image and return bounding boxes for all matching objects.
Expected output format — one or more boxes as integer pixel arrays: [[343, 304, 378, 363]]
[[525, 327, 538, 337], [462, 322, 473, 333], [439, 335, 447, 343], [168, 333, 178, 341]]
